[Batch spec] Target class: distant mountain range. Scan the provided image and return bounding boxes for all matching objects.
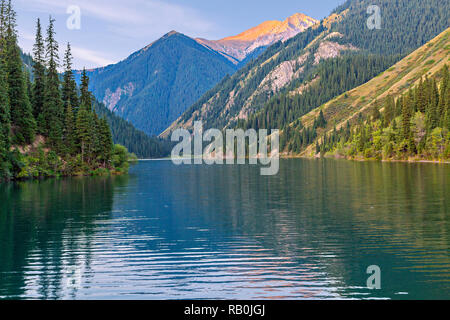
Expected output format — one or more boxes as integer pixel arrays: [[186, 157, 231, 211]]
[[163, 0, 450, 139], [76, 13, 318, 136], [197, 13, 318, 63]]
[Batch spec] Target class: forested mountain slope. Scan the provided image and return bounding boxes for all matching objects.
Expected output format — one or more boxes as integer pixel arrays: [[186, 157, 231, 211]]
[[93, 100, 171, 158], [285, 28, 449, 160], [76, 31, 238, 136], [163, 0, 450, 137]]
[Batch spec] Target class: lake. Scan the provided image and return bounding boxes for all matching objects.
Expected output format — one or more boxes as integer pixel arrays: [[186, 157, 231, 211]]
[[0, 159, 449, 300]]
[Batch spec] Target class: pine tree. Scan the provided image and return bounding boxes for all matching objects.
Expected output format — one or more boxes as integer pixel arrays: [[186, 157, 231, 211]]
[[76, 107, 91, 164], [62, 43, 79, 113], [43, 16, 63, 149], [401, 96, 412, 140], [5, 1, 35, 145], [63, 99, 76, 155], [79, 68, 91, 111], [314, 110, 327, 128], [445, 80, 450, 131], [0, 53, 10, 178], [32, 18, 45, 130], [98, 118, 113, 167], [0, 0, 8, 43], [401, 94, 415, 153], [438, 66, 448, 125], [426, 79, 439, 130], [91, 111, 101, 163], [415, 78, 426, 113]]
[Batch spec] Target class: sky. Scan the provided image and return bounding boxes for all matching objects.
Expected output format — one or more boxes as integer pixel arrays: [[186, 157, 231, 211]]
[[15, 0, 345, 70]]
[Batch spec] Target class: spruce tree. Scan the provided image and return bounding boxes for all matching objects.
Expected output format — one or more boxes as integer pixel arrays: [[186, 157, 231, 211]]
[[438, 66, 448, 125], [63, 99, 76, 155], [0, 0, 8, 42], [401, 95, 414, 153], [0, 54, 10, 178], [62, 43, 79, 113], [79, 68, 91, 111], [76, 107, 92, 164], [5, 1, 35, 145], [91, 111, 101, 163], [416, 78, 426, 113], [32, 18, 46, 131], [445, 79, 450, 131], [401, 96, 411, 140], [426, 79, 439, 131], [43, 16, 63, 149], [99, 119, 111, 167]]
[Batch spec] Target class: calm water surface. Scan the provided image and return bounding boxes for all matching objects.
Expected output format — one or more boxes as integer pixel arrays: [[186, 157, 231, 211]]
[[0, 159, 449, 300]]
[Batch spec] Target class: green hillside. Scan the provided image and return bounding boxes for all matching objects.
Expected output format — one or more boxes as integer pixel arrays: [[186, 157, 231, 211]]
[[77, 31, 237, 136], [286, 28, 449, 161], [93, 100, 172, 158]]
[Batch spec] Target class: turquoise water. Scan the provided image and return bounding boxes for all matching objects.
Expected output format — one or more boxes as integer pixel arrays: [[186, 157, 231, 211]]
[[0, 159, 449, 299]]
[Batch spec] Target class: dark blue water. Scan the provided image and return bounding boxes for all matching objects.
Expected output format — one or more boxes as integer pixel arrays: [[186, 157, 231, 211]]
[[0, 159, 449, 299]]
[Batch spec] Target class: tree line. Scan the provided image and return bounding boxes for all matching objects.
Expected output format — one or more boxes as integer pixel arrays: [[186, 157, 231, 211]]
[[240, 54, 399, 134], [315, 65, 450, 160], [0, 1, 129, 180]]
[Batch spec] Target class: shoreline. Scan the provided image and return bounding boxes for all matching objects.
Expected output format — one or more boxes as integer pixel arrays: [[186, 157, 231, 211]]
[[280, 154, 450, 164], [136, 156, 450, 164]]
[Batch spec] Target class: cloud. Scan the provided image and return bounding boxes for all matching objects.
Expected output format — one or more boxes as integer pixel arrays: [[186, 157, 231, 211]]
[[16, 0, 215, 36], [71, 46, 115, 67], [15, 0, 217, 68]]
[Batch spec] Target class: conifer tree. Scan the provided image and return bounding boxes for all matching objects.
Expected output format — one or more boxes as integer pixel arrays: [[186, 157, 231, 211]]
[[76, 107, 91, 164], [32, 18, 46, 130], [445, 82, 450, 131], [426, 79, 439, 130], [97, 116, 114, 167], [0, 0, 8, 43], [91, 111, 101, 162], [416, 78, 426, 113], [79, 68, 91, 111], [63, 99, 76, 155], [0, 54, 10, 178], [438, 66, 448, 125], [401, 95, 414, 153], [5, 1, 35, 144], [62, 43, 79, 113], [43, 16, 63, 149]]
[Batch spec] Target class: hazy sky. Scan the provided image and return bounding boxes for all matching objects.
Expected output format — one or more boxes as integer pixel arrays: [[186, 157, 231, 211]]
[[16, 0, 345, 69]]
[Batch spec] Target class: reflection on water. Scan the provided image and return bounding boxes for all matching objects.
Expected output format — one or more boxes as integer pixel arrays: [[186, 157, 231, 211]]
[[0, 160, 449, 300]]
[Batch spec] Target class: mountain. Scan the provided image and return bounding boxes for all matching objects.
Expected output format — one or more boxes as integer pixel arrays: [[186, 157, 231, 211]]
[[77, 14, 317, 137], [76, 31, 238, 136], [196, 13, 318, 63], [290, 28, 449, 159], [20, 50, 33, 75], [163, 0, 450, 138], [93, 100, 172, 158]]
